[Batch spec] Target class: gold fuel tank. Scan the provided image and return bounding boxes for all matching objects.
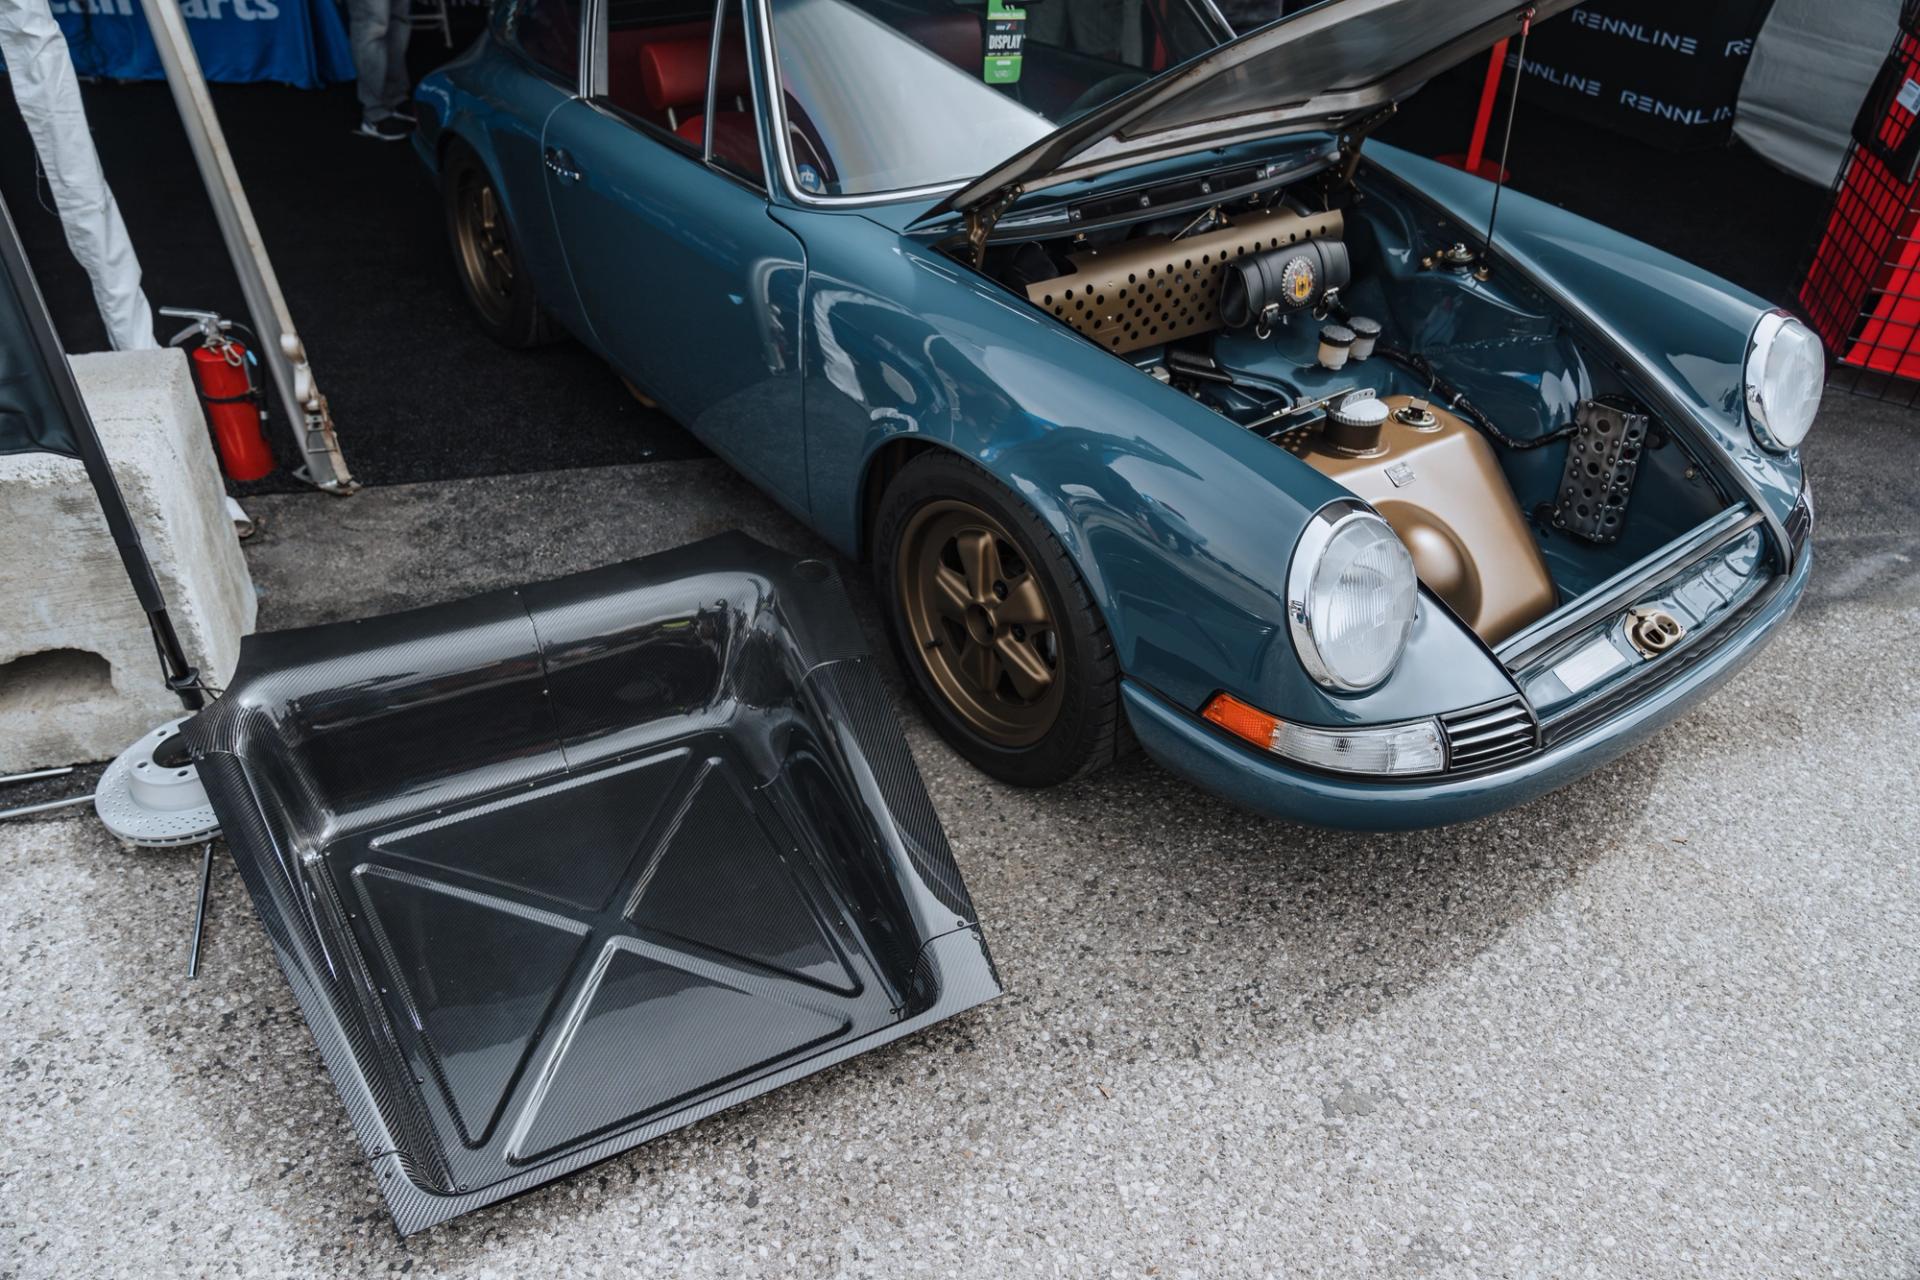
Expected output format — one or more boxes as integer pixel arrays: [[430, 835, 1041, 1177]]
[[1281, 393, 1558, 645]]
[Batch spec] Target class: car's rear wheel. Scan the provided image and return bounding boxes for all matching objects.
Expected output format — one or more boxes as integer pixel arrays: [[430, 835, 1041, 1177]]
[[444, 141, 556, 348], [874, 451, 1128, 787]]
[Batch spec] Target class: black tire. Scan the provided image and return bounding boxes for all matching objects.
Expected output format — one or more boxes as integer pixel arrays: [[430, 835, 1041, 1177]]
[[442, 140, 558, 348], [873, 450, 1129, 787]]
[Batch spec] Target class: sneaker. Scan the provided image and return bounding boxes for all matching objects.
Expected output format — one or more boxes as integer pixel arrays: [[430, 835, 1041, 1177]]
[[355, 117, 411, 142], [390, 103, 418, 123]]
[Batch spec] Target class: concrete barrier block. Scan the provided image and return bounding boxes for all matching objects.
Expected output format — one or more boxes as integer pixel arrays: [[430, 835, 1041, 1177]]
[[0, 347, 256, 771]]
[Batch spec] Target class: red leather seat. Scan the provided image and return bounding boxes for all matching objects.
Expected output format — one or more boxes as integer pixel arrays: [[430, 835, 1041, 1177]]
[[638, 34, 712, 127], [604, 23, 762, 180], [667, 36, 762, 179], [606, 21, 708, 121]]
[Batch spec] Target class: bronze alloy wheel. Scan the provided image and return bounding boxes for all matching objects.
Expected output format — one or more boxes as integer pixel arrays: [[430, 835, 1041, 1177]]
[[896, 499, 1065, 748], [453, 167, 516, 329]]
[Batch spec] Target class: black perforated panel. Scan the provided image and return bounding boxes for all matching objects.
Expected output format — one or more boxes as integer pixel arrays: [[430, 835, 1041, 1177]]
[[1552, 399, 1649, 545]]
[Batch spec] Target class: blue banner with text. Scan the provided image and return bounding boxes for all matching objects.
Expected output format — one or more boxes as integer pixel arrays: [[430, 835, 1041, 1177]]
[[46, 0, 354, 89]]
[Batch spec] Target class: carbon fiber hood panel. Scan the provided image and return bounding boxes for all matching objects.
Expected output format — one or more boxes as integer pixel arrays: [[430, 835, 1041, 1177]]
[[185, 534, 1000, 1234]]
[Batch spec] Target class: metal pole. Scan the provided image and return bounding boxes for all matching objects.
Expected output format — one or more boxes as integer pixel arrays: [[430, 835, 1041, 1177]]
[[187, 839, 215, 978], [0, 793, 96, 820], [1, 766, 75, 785], [134, 0, 356, 494]]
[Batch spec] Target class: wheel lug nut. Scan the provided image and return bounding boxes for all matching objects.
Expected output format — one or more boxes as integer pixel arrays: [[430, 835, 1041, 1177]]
[[1012, 624, 1026, 641], [993, 581, 1008, 599]]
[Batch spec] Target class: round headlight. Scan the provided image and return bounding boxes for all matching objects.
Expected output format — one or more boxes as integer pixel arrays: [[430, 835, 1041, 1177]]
[[1745, 311, 1824, 452], [1287, 502, 1417, 692]]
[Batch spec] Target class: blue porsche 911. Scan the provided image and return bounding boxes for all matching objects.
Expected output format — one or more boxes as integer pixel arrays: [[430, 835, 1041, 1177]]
[[412, 0, 1818, 829]]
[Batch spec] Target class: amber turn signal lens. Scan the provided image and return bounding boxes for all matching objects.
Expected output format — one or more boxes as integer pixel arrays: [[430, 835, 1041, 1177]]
[[1200, 693, 1449, 776], [1201, 693, 1280, 749]]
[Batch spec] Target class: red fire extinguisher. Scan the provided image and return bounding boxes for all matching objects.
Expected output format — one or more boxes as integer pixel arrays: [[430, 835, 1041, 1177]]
[[163, 307, 276, 482]]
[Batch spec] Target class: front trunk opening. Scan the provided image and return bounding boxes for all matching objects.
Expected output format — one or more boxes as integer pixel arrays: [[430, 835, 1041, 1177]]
[[953, 164, 1738, 652]]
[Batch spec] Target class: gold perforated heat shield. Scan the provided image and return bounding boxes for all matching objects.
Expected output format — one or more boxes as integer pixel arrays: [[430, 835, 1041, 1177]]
[[1024, 208, 1345, 354]]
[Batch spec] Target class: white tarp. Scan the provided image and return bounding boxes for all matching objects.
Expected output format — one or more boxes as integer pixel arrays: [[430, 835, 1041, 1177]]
[[0, 0, 157, 350], [1734, 0, 1901, 186]]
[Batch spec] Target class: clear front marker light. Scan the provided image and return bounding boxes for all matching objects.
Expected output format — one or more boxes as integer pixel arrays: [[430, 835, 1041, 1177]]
[[1203, 694, 1446, 777], [1273, 718, 1446, 775], [1287, 501, 1417, 692], [1745, 311, 1825, 452]]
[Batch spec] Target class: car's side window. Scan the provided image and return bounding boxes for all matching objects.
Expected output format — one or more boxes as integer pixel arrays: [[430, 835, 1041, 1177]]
[[597, 0, 730, 156], [704, 0, 764, 185], [496, 0, 582, 85]]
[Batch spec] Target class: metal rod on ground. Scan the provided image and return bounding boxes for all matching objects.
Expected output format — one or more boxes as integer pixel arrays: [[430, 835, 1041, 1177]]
[[0, 793, 97, 820], [187, 839, 214, 978], [133, 0, 356, 494], [0, 193, 206, 712], [2, 766, 75, 785]]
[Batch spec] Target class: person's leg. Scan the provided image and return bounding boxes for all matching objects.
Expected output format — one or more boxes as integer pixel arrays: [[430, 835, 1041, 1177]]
[[345, 0, 392, 124], [380, 0, 412, 117]]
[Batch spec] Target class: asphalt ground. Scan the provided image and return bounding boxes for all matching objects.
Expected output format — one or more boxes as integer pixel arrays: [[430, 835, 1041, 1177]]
[[4, 383, 1916, 1277]]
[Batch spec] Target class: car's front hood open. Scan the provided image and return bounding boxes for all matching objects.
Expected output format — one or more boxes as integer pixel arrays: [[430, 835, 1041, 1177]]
[[922, 0, 1577, 226]]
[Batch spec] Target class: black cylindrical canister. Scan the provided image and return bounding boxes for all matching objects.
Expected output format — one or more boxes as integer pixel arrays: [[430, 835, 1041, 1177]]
[[1327, 392, 1390, 453]]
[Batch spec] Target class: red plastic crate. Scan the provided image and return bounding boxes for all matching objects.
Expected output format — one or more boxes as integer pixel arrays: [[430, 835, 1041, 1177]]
[[1800, 0, 1920, 401]]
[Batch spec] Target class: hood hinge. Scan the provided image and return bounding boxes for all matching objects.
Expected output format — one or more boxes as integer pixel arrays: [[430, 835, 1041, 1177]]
[[968, 184, 1024, 267], [1335, 103, 1397, 187]]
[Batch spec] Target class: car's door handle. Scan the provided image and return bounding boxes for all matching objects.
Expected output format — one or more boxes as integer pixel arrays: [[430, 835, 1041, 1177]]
[[543, 146, 583, 182]]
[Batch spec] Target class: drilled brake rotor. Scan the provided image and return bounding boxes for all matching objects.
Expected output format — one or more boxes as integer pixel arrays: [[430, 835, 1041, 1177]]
[[94, 717, 221, 848]]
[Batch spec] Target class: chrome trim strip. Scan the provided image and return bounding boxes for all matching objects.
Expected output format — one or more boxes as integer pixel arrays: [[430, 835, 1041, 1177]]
[[703, 0, 726, 163], [1495, 507, 1764, 671], [579, 0, 603, 98]]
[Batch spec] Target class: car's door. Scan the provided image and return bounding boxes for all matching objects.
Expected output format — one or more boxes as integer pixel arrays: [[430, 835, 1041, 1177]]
[[542, 0, 808, 509]]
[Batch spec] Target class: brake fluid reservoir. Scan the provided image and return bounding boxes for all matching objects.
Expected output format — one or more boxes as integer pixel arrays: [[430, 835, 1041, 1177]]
[[1282, 394, 1557, 644]]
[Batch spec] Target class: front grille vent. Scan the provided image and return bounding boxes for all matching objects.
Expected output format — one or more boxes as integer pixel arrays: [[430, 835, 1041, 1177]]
[[1785, 487, 1814, 554], [1441, 696, 1539, 773]]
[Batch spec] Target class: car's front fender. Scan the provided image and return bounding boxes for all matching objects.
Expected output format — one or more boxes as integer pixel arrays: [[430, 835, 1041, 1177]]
[[781, 208, 1517, 727]]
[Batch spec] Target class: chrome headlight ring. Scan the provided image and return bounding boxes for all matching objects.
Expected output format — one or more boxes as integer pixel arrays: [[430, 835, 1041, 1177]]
[[1286, 499, 1418, 694], [1744, 310, 1825, 454]]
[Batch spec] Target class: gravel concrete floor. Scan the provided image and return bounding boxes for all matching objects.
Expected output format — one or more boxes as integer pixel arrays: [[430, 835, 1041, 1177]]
[[4, 390, 1917, 1279]]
